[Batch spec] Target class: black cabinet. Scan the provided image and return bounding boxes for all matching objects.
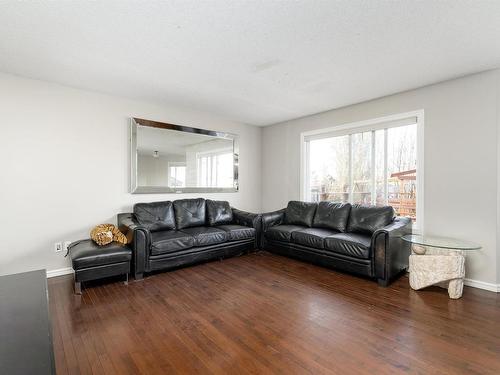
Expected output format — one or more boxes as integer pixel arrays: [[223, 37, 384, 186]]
[[0, 270, 55, 374]]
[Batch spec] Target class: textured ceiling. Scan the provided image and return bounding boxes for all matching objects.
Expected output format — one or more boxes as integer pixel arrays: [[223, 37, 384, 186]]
[[1, 1, 499, 126]]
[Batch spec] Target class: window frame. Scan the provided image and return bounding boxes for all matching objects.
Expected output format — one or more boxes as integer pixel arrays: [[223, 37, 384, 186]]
[[300, 110, 424, 232]]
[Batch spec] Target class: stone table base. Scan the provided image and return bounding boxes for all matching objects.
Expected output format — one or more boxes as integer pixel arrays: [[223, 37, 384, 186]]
[[409, 247, 465, 299]]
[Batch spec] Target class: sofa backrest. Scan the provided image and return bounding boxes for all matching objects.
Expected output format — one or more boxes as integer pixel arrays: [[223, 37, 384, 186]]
[[284, 201, 317, 227], [206, 200, 233, 226], [312, 202, 351, 232], [283, 200, 395, 235], [133, 201, 176, 232], [173, 198, 207, 229], [346, 204, 395, 235]]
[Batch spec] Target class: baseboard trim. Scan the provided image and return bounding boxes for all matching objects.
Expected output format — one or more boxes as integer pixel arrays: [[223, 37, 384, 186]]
[[464, 278, 500, 293], [45, 267, 499, 292], [46, 267, 74, 278]]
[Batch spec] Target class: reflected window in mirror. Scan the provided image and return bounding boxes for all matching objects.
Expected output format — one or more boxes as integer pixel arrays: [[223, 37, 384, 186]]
[[197, 150, 233, 188], [168, 162, 186, 188]]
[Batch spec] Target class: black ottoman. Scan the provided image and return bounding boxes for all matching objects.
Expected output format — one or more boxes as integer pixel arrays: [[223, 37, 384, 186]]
[[68, 239, 132, 294]]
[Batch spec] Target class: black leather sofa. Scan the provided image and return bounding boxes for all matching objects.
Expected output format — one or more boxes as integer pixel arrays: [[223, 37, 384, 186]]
[[118, 198, 260, 279], [261, 201, 412, 286]]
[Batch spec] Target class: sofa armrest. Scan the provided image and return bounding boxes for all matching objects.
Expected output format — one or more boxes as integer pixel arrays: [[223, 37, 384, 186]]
[[260, 208, 286, 248], [117, 213, 150, 279], [231, 208, 260, 228], [261, 208, 286, 232], [372, 216, 412, 285], [231, 208, 261, 249]]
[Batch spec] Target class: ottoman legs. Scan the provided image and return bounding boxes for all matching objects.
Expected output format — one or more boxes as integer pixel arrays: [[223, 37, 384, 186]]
[[74, 274, 130, 295], [74, 280, 82, 295]]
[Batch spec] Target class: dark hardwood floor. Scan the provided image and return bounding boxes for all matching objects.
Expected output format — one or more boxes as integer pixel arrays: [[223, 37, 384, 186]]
[[49, 251, 500, 374]]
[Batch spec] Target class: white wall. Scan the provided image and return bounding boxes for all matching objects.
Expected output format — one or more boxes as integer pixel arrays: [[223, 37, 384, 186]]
[[0, 73, 262, 276], [262, 69, 500, 286]]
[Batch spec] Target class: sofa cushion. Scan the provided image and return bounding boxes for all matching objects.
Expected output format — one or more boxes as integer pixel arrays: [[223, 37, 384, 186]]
[[70, 240, 132, 269], [150, 230, 194, 256], [312, 202, 351, 232], [134, 201, 175, 232], [265, 225, 306, 243], [324, 233, 372, 259], [173, 198, 206, 229], [179, 226, 227, 246], [284, 201, 317, 227], [291, 228, 340, 249], [216, 224, 256, 242], [347, 205, 394, 235], [206, 200, 233, 226]]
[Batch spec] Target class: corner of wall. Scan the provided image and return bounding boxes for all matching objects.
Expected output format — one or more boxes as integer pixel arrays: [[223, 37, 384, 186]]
[[259, 125, 265, 213], [496, 69, 500, 286]]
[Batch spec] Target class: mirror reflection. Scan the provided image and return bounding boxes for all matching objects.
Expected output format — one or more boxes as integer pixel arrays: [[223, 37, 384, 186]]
[[131, 119, 238, 193]]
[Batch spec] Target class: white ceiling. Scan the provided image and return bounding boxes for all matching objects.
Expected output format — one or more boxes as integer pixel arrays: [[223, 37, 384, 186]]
[[1, 1, 499, 126]]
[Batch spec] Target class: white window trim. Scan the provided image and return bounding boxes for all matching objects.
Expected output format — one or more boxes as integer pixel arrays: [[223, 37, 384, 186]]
[[299, 110, 425, 233]]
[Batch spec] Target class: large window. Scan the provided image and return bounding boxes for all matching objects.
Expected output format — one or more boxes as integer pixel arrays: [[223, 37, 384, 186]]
[[304, 114, 421, 225]]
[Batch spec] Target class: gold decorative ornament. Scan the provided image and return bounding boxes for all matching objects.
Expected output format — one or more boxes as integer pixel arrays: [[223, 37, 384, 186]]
[[90, 224, 128, 246]]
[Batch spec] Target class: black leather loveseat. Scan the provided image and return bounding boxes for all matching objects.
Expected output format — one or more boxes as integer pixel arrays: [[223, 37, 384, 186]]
[[261, 201, 412, 286], [118, 198, 260, 279]]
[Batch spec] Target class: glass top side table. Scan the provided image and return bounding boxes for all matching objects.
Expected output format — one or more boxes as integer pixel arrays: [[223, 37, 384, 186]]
[[401, 234, 481, 299]]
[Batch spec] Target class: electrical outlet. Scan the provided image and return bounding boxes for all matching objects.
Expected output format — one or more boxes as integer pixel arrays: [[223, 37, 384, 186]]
[[63, 241, 72, 253], [54, 242, 63, 252]]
